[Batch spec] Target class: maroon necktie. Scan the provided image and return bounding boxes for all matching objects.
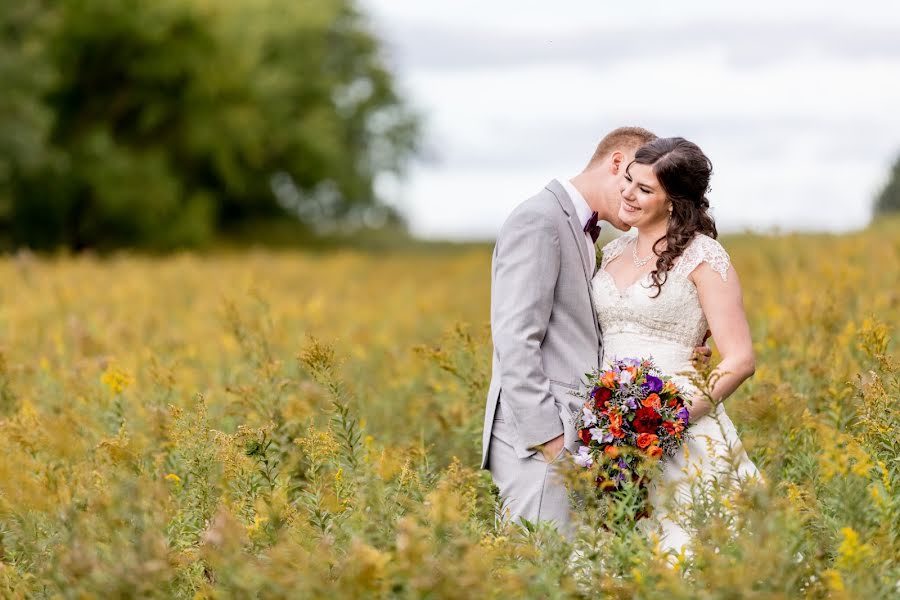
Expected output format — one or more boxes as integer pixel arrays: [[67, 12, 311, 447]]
[[584, 212, 601, 243]]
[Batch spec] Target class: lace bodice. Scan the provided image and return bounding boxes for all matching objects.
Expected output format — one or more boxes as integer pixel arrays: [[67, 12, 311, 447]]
[[593, 234, 731, 373]]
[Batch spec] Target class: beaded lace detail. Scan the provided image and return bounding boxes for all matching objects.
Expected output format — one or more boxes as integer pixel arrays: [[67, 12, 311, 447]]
[[599, 234, 631, 270], [593, 234, 731, 348], [600, 234, 729, 281], [671, 234, 730, 281]]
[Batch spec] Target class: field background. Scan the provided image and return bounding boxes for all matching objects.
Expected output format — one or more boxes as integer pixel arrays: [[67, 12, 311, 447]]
[[0, 223, 898, 598]]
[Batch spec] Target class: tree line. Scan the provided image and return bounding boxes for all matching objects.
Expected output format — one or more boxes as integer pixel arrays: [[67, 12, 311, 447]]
[[875, 154, 900, 216], [0, 0, 419, 250]]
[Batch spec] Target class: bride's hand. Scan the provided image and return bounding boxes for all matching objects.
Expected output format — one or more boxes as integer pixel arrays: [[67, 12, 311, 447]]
[[691, 330, 713, 366], [687, 397, 713, 421]]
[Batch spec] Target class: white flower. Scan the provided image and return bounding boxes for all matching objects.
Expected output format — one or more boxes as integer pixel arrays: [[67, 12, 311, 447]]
[[619, 370, 633, 385], [573, 446, 593, 468], [582, 407, 597, 427], [589, 427, 605, 442]]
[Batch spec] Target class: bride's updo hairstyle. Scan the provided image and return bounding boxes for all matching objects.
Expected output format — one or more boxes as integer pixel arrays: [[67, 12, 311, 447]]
[[631, 137, 718, 296]]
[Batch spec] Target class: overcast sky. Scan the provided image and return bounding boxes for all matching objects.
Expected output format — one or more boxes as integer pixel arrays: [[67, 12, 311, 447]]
[[360, 1, 900, 239]]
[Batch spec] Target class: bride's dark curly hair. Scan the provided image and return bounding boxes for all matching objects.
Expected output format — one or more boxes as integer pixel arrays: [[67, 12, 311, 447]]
[[631, 137, 718, 297]]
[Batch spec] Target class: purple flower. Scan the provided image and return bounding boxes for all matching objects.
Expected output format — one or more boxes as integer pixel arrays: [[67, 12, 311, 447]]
[[623, 397, 638, 412], [621, 357, 641, 368], [644, 375, 663, 393], [678, 407, 690, 423]]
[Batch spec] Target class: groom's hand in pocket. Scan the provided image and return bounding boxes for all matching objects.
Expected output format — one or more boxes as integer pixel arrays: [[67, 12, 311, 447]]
[[537, 434, 565, 462]]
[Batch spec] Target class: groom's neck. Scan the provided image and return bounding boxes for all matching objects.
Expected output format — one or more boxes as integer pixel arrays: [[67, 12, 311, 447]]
[[570, 172, 609, 220]]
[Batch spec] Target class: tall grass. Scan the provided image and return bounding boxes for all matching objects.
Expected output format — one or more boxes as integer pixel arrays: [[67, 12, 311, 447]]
[[0, 224, 897, 598]]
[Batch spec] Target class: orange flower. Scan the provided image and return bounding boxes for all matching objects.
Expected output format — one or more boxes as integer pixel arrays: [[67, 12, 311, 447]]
[[609, 412, 623, 429], [610, 425, 625, 439], [636, 433, 658, 449], [663, 381, 678, 394], [600, 371, 617, 388], [647, 445, 663, 458], [642, 393, 661, 409], [604, 445, 620, 458]]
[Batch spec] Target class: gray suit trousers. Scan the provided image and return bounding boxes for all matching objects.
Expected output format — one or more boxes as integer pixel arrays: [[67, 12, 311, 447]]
[[489, 400, 573, 537]]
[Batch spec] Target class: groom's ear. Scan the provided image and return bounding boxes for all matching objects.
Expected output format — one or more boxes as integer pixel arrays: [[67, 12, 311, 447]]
[[609, 151, 625, 174]]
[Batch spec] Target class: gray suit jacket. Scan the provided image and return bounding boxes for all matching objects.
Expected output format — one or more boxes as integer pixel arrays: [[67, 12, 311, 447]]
[[481, 180, 602, 469]]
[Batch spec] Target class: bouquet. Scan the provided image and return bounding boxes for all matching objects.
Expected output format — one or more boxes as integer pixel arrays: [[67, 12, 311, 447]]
[[571, 357, 692, 515]]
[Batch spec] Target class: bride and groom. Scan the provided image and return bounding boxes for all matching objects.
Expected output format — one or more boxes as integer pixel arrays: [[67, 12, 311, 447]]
[[481, 127, 760, 552]]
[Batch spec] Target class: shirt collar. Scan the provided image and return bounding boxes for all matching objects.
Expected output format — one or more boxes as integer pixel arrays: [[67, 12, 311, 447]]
[[558, 178, 594, 229]]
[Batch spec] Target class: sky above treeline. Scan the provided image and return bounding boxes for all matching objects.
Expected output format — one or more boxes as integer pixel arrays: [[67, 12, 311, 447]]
[[361, 0, 900, 239]]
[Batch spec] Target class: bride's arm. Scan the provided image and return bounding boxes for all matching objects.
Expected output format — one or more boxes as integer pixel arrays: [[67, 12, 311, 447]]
[[688, 262, 755, 419]]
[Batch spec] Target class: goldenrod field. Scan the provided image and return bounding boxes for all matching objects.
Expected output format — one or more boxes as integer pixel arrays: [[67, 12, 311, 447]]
[[0, 222, 898, 598]]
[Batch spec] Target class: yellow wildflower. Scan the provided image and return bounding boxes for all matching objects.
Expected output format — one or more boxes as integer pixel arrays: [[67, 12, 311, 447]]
[[823, 569, 844, 592], [836, 527, 874, 570], [101, 365, 133, 394], [294, 426, 339, 463]]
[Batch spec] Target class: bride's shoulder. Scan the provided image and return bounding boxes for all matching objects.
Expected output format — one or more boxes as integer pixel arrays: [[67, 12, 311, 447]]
[[676, 234, 731, 281], [600, 234, 633, 254], [599, 234, 634, 267]]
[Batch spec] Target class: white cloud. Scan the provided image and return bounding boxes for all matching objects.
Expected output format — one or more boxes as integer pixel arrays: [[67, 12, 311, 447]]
[[362, 1, 900, 239]]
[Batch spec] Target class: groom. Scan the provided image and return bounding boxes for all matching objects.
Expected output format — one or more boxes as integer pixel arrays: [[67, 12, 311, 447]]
[[481, 126, 658, 532]]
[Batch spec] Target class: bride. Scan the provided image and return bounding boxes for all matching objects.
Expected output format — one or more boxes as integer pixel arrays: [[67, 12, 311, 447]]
[[591, 137, 761, 554]]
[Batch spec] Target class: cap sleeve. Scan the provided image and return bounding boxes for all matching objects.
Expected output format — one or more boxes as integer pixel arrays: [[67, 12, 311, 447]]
[[674, 234, 731, 281], [599, 235, 633, 270]]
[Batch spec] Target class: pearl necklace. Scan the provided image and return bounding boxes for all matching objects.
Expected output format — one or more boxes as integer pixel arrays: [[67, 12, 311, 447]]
[[631, 238, 654, 268]]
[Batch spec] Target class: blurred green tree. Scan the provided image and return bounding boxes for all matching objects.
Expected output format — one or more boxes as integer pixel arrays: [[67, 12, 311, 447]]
[[0, 0, 419, 250], [874, 152, 900, 215], [0, 0, 56, 249]]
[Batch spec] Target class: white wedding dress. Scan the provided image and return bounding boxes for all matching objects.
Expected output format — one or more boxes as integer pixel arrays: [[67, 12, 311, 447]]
[[591, 233, 761, 555]]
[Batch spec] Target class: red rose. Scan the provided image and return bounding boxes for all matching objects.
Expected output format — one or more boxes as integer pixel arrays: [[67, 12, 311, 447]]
[[592, 387, 612, 405], [579, 428, 592, 445], [633, 407, 662, 434]]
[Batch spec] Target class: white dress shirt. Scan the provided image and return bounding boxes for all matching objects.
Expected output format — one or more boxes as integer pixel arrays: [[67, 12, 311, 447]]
[[559, 178, 597, 274]]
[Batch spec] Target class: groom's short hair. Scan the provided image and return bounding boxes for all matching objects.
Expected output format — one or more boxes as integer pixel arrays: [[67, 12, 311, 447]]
[[587, 126, 657, 168]]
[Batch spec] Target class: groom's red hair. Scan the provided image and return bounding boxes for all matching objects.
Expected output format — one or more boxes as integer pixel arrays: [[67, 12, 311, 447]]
[[586, 126, 657, 168]]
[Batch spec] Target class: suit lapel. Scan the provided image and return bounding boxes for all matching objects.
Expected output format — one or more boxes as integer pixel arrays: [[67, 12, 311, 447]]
[[546, 180, 601, 340]]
